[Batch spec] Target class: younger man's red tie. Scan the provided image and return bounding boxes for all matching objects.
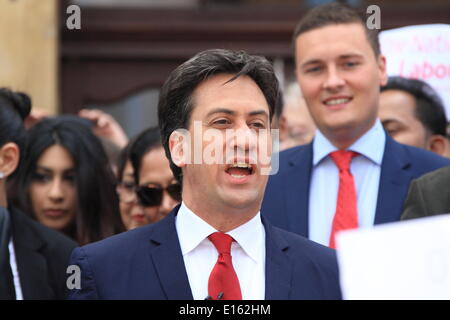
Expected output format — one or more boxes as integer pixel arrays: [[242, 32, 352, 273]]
[[329, 150, 359, 249]]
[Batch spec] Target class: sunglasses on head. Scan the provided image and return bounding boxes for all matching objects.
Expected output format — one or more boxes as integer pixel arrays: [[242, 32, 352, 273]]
[[136, 183, 182, 207]]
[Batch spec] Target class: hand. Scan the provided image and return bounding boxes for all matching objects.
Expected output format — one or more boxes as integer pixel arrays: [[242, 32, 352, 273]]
[[78, 109, 128, 148], [24, 108, 49, 129]]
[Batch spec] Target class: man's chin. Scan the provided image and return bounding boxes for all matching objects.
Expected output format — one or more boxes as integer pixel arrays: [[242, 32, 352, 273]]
[[220, 192, 261, 211]]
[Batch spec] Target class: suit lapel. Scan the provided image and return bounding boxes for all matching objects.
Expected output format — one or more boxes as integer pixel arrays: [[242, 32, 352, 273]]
[[10, 208, 54, 299], [0, 207, 15, 299], [285, 143, 313, 237], [147, 208, 193, 300], [263, 218, 292, 300], [375, 136, 412, 224]]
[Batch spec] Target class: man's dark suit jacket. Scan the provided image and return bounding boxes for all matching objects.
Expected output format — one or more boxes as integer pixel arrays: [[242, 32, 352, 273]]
[[9, 207, 77, 299], [261, 134, 450, 237], [68, 206, 342, 300], [401, 165, 450, 220]]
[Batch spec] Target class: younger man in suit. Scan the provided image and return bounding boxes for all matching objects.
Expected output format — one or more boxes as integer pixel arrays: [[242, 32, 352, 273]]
[[261, 2, 450, 248], [68, 49, 341, 300]]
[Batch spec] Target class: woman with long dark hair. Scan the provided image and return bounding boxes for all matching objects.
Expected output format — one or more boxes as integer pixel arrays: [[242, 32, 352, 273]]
[[0, 88, 77, 299], [12, 116, 125, 245]]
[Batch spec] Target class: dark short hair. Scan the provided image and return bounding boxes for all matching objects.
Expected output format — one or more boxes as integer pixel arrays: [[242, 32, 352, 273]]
[[293, 2, 380, 57], [158, 48, 279, 183], [381, 76, 447, 137], [274, 88, 284, 121], [128, 126, 162, 185], [0, 88, 31, 175]]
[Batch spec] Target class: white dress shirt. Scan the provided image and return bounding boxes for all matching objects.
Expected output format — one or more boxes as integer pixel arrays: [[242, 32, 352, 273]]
[[309, 120, 386, 246], [8, 238, 23, 300], [175, 202, 266, 300]]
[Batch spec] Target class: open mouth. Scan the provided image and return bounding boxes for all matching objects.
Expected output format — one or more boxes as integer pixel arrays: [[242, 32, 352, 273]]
[[225, 162, 255, 179]]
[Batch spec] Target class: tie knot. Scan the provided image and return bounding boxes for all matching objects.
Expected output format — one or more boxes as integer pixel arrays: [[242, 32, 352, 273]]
[[329, 150, 358, 172], [208, 232, 234, 255]]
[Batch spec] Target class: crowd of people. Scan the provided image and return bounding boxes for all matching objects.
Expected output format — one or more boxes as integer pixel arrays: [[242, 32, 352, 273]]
[[1, 2, 449, 300]]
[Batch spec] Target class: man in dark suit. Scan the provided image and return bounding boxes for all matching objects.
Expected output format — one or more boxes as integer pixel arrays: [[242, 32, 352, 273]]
[[401, 166, 450, 220], [7, 207, 77, 299], [261, 3, 450, 248], [1, 201, 76, 300], [68, 49, 341, 300]]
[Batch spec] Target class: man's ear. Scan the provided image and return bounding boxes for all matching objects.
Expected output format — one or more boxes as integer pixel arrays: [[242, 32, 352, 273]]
[[168, 130, 190, 168], [427, 135, 447, 156], [277, 115, 288, 142], [378, 54, 388, 86], [0, 142, 20, 178]]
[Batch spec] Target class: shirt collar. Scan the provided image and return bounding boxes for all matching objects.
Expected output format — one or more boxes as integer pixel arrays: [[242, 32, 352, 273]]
[[227, 211, 264, 264], [175, 202, 264, 263], [312, 119, 385, 166]]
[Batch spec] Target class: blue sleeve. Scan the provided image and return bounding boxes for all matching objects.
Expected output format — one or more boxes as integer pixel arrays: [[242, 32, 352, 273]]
[[66, 247, 100, 300]]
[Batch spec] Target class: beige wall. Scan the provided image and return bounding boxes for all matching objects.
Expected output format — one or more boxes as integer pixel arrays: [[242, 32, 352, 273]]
[[0, 0, 58, 114]]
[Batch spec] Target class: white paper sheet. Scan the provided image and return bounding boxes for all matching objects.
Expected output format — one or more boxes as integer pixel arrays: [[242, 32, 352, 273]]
[[336, 215, 450, 300], [380, 24, 450, 121]]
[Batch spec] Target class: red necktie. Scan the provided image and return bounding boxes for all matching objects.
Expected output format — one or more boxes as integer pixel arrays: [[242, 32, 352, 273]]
[[329, 150, 359, 249], [207, 232, 242, 300]]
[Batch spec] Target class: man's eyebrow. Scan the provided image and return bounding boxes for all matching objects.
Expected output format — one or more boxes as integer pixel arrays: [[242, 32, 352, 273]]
[[339, 53, 364, 59], [381, 119, 402, 126], [206, 108, 269, 118], [300, 59, 321, 68], [206, 108, 236, 117], [300, 54, 364, 68], [249, 110, 269, 118]]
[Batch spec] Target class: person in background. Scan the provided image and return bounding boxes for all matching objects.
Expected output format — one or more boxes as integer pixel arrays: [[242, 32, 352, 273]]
[[401, 165, 450, 221], [25, 108, 129, 175], [0, 88, 77, 299], [116, 127, 180, 230], [379, 76, 450, 158], [10, 116, 125, 245], [116, 143, 144, 230], [261, 2, 450, 249], [279, 82, 316, 151], [129, 126, 181, 225], [79, 109, 129, 174]]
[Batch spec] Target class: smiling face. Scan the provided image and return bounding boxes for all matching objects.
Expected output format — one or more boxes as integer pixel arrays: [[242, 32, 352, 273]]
[[295, 23, 387, 148], [172, 73, 272, 224], [29, 144, 77, 231]]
